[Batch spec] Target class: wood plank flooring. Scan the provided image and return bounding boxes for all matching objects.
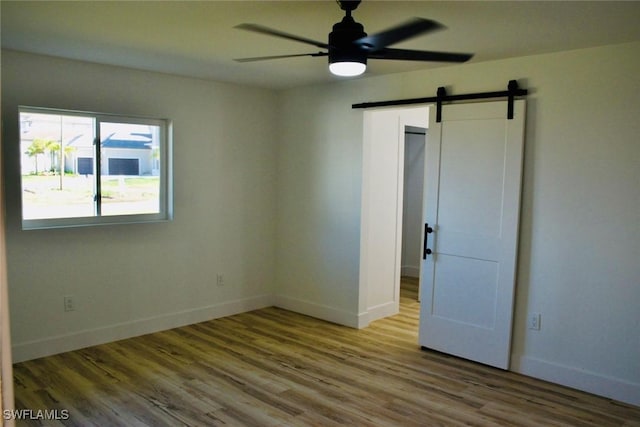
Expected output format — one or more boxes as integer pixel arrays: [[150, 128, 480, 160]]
[[12, 278, 640, 426]]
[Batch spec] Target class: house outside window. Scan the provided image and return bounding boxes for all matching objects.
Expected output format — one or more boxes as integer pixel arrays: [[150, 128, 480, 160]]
[[19, 107, 172, 229]]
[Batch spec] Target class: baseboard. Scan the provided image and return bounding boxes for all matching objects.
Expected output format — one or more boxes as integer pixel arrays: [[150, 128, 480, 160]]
[[365, 301, 399, 325], [401, 265, 420, 278], [513, 355, 640, 407], [273, 295, 360, 329], [12, 294, 274, 363]]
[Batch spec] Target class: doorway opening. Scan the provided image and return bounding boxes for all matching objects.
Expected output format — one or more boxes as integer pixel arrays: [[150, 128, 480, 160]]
[[358, 105, 429, 327], [360, 99, 526, 370], [400, 126, 426, 304]]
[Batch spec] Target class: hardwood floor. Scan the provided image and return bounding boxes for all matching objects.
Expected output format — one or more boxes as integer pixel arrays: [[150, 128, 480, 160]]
[[12, 278, 640, 426]]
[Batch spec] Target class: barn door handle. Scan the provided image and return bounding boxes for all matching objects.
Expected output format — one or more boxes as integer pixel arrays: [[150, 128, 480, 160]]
[[423, 223, 433, 259]]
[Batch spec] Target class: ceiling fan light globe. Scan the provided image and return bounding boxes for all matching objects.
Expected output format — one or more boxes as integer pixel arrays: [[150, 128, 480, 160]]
[[329, 61, 366, 76]]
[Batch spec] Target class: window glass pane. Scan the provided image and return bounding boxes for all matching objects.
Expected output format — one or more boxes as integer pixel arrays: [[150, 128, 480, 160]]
[[20, 112, 95, 220], [19, 107, 171, 229], [99, 122, 161, 216]]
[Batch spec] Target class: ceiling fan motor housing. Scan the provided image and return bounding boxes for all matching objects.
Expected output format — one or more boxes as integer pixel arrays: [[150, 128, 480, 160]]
[[328, 16, 368, 66]]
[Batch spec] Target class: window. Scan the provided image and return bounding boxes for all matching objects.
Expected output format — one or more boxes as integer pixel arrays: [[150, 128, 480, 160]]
[[19, 107, 172, 229]]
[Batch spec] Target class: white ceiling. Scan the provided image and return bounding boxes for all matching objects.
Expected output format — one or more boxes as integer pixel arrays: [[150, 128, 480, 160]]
[[2, 1, 640, 90]]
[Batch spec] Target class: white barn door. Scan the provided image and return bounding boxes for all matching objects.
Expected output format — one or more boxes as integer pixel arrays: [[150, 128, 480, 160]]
[[419, 100, 526, 369]]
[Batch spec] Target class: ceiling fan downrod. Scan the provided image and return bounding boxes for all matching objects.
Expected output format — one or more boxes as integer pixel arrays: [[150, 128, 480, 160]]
[[336, 0, 361, 16]]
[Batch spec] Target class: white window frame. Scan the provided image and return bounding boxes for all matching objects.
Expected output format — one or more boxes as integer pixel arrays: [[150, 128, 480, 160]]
[[19, 106, 173, 230]]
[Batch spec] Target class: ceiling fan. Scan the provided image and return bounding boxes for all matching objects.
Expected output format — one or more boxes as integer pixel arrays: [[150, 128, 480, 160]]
[[234, 0, 473, 77]]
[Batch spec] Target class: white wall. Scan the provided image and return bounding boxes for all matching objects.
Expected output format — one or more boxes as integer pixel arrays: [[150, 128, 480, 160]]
[[359, 109, 403, 324], [277, 41, 640, 405], [2, 50, 278, 362], [273, 86, 364, 326]]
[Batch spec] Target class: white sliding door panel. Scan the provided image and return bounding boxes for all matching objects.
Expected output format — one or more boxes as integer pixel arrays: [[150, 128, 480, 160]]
[[419, 100, 526, 369]]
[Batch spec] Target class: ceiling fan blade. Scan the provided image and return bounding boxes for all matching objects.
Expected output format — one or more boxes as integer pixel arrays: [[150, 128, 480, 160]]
[[235, 23, 329, 49], [234, 52, 328, 63], [355, 18, 444, 51], [369, 48, 473, 63]]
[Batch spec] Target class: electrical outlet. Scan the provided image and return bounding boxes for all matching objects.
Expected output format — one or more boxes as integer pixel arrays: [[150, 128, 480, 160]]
[[64, 295, 75, 312], [528, 312, 541, 330], [216, 274, 224, 287]]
